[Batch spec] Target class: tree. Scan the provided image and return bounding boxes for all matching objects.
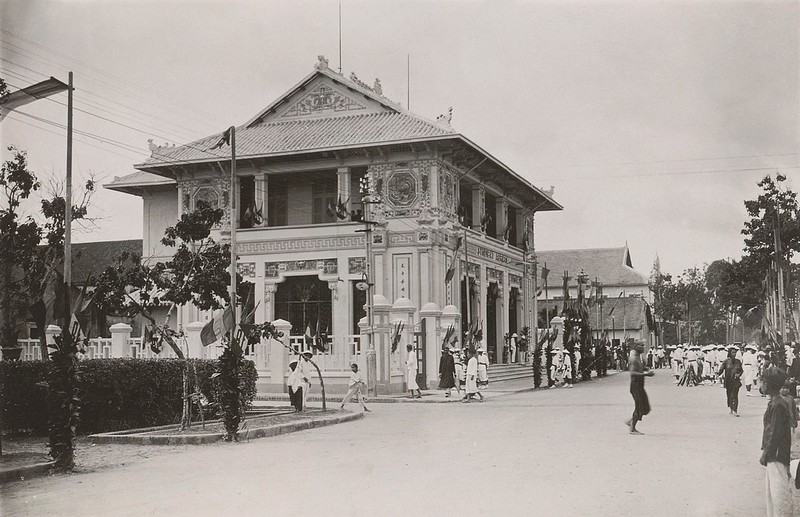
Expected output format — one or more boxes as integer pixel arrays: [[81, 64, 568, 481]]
[[742, 175, 800, 270], [0, 147, 94, 353], [655, 267, 724, 346], [93, 201, 239, 429]]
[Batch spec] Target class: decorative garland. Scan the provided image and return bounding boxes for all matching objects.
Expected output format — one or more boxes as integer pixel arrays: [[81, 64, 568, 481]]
[[532, 327, 545, 388], [46, 332, 81, 471]]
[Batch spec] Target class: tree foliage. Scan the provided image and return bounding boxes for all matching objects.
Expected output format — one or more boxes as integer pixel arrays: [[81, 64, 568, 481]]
[[93, 201, 233, 357], [0, 147, 94, 349]]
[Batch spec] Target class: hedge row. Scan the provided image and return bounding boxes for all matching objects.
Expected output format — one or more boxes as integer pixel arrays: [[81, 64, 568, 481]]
[[0, 358, 258, 435]]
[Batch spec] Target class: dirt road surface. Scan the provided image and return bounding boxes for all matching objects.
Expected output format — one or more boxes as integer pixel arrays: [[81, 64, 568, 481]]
[[1, 370, 787, 516]]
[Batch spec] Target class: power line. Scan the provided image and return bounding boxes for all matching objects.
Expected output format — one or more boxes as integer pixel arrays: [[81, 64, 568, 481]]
[[0, 27, 221, 123], [535, 165, 800, 182], [530, 152, 800, 171]]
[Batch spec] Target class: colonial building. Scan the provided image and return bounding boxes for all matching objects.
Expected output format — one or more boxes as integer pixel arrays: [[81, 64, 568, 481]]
[[106, 56, 561, 393]]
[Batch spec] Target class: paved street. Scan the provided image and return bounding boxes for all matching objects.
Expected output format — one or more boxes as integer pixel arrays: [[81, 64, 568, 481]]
[[1, 371, 780, 516]]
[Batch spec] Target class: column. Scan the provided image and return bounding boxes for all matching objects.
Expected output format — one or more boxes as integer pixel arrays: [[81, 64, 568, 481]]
[[471, 184, 484, 232], [109, 322, 132, 358], [499, 277, 509, 361], [391, 297, 416, 389], [264, 283, 277, 321], [255, 173, 267, 227], [420, 302, 442, 388], [337, 167, 351, 213], [496, 198, 508, 241], [429, 163, 440, 210], [373, 294, 392, 392], [270, 319, 292, 392], [185, 321, 206, 359], [550, 316, 564, 350]]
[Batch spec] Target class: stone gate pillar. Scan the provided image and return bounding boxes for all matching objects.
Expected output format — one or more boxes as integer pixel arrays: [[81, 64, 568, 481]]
[[271, 319, 292, 392], [420, 302, 442, 389], [109, 322, 132, 358]]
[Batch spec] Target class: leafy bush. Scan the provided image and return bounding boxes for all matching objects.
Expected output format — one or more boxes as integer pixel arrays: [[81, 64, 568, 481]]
[[1, 358, 257, 435]]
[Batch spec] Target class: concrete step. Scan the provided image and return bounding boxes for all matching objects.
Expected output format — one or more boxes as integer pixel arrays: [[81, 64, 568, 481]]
[[486, 363, 533, 382]]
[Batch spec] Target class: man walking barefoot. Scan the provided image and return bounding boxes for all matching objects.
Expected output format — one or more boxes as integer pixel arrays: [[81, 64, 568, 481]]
[[717, 346, 744, 416], [626, 340, 654, 435]]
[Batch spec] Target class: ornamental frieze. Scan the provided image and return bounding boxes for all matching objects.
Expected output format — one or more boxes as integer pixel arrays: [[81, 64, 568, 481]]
[[348, 257, 366, 275], [237, 262, 256, 278], [237, 235, 364, 254], [264, 258, 338, 278], [487, 267, 504, 286], [459, 261, 481, 279], [281, 83, 367, 118]]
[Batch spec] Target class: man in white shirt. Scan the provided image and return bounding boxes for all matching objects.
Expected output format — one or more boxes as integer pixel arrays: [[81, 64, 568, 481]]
[[293, 351, 314, 411], [340, 363, 370, 412], [406, 344, 422, 398], [742, 345, 758, 396]]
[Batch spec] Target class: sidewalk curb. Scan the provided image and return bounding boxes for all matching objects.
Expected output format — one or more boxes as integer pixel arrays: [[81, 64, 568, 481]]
[[89, 411, 364, 445], [0, 460, 55, 484]]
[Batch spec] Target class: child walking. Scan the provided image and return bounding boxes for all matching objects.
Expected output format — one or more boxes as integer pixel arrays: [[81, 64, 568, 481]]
[[340, 363, 370, 412]]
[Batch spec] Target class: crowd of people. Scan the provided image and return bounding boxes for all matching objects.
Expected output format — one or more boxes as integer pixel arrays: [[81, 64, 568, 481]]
[[438, 345, 489, 402]]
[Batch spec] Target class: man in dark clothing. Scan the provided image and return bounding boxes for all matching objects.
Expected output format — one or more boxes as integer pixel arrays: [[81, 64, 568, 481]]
[[760, 367, 793, 516], [717, 346, 744, 417], [438, 347, 457, 397], [626, 340, 654, 435]]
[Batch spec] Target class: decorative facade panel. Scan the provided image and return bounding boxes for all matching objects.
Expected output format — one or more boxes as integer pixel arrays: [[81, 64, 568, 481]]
[[348, 256, 366, 275], [264, 258, 338, 278], [281, 83, 367, 118], [238, 262, 256, 278], [487, 267, 504, 286], [237, 235, 363, 254], [393, 254, 412, 300], [438, 164, 457, 216]]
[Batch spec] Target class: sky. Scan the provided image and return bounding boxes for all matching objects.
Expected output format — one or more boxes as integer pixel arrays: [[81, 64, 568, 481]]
[[1, 0, 798, 278]]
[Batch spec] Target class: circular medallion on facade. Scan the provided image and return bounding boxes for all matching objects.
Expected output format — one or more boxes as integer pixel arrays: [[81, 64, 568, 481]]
[[386, 170, 418, 208]]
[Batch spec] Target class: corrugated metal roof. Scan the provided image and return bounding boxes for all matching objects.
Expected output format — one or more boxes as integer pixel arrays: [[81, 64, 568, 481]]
[[138, 111, 454, 167], [104, 170, 175, 189], [536, 247, 649, 287]]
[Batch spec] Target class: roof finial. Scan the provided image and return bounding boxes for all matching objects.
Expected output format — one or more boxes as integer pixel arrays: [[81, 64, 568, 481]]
[[315, 55, 329, 71], [373, 78, 382, 95]]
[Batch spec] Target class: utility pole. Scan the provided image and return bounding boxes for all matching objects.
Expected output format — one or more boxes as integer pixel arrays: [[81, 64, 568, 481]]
[[64, 71, 73, 334], [229, 126, 238, 336], [358, 175, 378, 396]]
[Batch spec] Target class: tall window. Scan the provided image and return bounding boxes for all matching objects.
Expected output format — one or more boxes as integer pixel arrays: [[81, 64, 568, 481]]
[[312, 175, 337, 224], [274, 276, 332, 335], [507, 206, 518, 246], [267, 175, 288, 227]]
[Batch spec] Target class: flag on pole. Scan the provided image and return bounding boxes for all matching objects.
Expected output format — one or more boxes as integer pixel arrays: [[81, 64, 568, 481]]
[[200, 306, 234, 346], [209, 127, 232, 150], [304, 324, 314, 348], [445, 236, 463, 283], [71, 285, 95, 342], [0, 77, 69, 122], [29, 270, 66, 334]]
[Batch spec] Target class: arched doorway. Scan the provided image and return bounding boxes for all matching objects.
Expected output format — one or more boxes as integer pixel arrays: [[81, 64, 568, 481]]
[[274, 276, 332, 335]]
